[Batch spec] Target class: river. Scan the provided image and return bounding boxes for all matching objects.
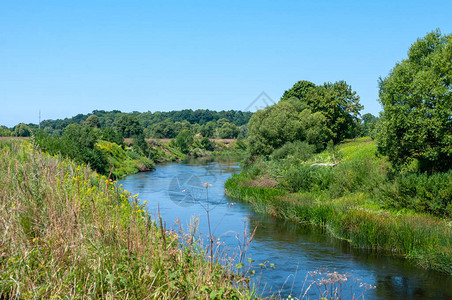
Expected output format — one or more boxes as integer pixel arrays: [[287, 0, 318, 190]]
[[119, 157, 452, 299]]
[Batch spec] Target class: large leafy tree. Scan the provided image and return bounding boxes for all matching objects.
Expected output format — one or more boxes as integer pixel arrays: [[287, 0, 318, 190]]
[[115, 115, 143, 138], [377, 30, 452, 172], [281, 80, 363, 143], [303, 81, 363, 143], [84, 115, 100, 128], [247, 101, 332, 156], [218, 122, 239, 139], [280, 80, 316, 102], [13, 123, 31, 137]]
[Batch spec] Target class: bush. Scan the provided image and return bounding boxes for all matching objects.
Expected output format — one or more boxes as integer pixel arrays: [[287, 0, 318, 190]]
[[200, 137, 214, 151], [174, 130, 193, 154], [377, 170, 452, 218], [33, 127, 109, 175], [282, 164, 332, 192], [234, 136, 247, 150], [132, 134, 148, 156], [218, 122, 239, 139], [328, 158, 383, 198], [271, 141, 316, 161], [137, 156, 155, 171]]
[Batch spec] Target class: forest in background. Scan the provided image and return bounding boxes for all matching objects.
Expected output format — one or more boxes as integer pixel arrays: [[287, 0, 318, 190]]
[[1, 109, 252, 139]]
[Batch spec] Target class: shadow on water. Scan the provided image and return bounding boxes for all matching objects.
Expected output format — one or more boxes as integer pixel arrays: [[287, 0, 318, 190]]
[[119, 158, 452, 300]]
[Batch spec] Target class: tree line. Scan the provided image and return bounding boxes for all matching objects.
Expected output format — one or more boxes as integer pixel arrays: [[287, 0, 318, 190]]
[[2, 109, 252, 139], [247, 30, 451, 174]]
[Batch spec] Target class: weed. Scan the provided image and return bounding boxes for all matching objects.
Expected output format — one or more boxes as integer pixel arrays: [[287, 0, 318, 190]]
[[0, 140, 253, 299]]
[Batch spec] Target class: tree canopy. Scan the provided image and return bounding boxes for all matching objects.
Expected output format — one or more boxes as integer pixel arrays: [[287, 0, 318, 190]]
[[84, 115, 100, 128], [280, 80, 316, 102], [247, 101, 332, 156], [281, 80, 363, 143], [377, 30, 452, 172], [29, 109, 251, 139], [115, 115, 144, 138], [13, 123, 31, 137]]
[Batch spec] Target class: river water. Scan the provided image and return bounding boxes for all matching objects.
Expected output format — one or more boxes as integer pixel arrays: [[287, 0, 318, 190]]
[[119, 157, 452, 299]]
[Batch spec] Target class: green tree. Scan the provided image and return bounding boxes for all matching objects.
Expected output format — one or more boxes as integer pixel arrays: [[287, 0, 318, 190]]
[[200, 121, 216, 138], [174, 129, 193, 154], [359, 113, 379, 138], [152, 121, 175, 138], [281, 80, 363, 143], [248, 102, 303, 156], [377, 30, 452, 173], [0, 126, 12, 137], [100, 127, 124, 147], [132, 134, 148, 156], [63, 124, 90, 146], [115, 115, 143, 138], [300, 109, 334, 151], [34, 125, 108, 175], [238, 124, 248, 138], [63, 124, 108, 174], [247, 101, 332, 156], [280, 80, 316, 102], [304, 81, 363, 142], [200, 137, 214, 151], [13, 123, 31, 137], [216, 118, 229, 127], [218, 122, 239, 139], [84, 115, 100, 128]]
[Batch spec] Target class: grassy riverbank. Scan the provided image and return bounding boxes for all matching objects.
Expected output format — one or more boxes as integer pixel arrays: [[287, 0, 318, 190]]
[[0, 141, 254, 299], [225, 138, 452, 274], [31, 128, 245, 179]]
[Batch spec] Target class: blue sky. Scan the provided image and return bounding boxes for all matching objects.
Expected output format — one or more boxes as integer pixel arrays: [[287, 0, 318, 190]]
[[1, 1, 452, 127]]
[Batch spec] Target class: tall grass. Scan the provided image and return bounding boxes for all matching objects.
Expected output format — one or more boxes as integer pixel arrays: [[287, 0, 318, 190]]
[[226, 138, 452, 274], [0, 141, 253, 299]]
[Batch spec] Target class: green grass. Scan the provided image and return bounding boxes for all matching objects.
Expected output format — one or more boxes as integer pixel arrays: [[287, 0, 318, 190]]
[[0, 140, 255, 299], [226, 138, 452, 274]]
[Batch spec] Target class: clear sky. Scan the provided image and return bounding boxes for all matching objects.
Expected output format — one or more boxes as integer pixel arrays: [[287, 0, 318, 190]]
[[1, 1, 452, 128]]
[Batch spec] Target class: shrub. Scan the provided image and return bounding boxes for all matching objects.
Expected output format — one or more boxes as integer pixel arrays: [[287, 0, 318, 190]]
[[200, 137, 214, 151], [282, 164, 332, 193], [174, 130, 193, 154], [132, 134, 148, 155], [33, 127, 109, 175], [328, 158, 382, 198], [271, 140, 316, 161], [377, 170, 452, 218]]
